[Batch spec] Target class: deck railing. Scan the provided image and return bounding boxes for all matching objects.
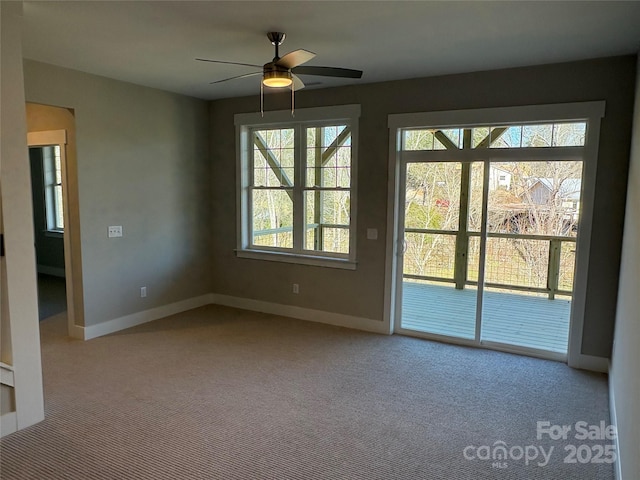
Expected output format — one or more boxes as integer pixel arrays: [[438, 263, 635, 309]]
[[403, 229, 577, 299], [255, 225, 577, 300], [253, 223, 349, 250]]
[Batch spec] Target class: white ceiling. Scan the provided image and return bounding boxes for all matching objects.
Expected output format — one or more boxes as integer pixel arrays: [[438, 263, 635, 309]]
[[21, 1, 640, 100]]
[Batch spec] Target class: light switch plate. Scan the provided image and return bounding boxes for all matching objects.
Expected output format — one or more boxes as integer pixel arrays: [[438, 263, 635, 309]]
[[367, 228, 378, 240], [108, 226, 123, 238]]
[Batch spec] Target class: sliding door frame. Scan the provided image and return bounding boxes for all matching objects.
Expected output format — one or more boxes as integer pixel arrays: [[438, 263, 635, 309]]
[[384, 102, 605, 368]]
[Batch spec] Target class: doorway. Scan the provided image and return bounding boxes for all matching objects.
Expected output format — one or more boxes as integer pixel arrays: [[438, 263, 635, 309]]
[[26, 103, 83, 338], [28, 144, 68, 320], [398, 156, 582, 356], [386, 103, 604, 363]]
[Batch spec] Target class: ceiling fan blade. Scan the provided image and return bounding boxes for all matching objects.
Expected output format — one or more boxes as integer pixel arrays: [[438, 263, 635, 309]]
[[292, 65, 363, 79], [196, 58, 263, 69], [292, 74, 305, 91], [275, 49, 316, 69], [210, 71, 262, 84]]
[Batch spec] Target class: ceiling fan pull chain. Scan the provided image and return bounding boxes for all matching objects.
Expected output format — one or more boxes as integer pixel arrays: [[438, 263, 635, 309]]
[[260, 81, 264, 117], [291, 84, 295, 117]]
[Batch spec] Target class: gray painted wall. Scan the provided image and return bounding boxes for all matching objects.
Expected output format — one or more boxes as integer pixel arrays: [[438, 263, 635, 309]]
[[29, 147, 65, 274], [23, 60, 212, 327], [610, 53, 640, 480], [210, 56, 636, 358]]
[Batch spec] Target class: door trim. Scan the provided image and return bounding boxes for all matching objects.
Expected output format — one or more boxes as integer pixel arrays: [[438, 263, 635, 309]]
[[27, 129, 78, 337], [384, 102, 606, 368]]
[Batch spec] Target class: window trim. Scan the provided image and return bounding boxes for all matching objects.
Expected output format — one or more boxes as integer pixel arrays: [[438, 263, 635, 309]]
[[42, 145, 64, 233], [26, 130, 67, 236], [235, 105, 360, 269]]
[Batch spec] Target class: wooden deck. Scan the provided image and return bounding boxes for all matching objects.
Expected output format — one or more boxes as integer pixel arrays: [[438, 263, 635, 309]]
[[401, 281, 571, 354]]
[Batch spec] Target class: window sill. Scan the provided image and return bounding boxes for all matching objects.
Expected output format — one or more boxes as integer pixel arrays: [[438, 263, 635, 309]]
[[236, 249, 357, 270], [43, 230, 64, 238]]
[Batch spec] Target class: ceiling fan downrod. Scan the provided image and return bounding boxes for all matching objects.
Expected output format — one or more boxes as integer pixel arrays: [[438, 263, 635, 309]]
[[262, 32, 296, 117], [267, 31, 286, 61]]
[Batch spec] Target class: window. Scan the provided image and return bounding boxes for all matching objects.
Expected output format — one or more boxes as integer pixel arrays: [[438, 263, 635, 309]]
[[403, 121, 587, 151], [43, 145, 64, 232], [236, 105, 360, 268]]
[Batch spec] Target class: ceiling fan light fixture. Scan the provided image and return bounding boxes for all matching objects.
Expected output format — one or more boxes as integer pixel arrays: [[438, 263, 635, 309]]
[[262, 70, 293, 88]]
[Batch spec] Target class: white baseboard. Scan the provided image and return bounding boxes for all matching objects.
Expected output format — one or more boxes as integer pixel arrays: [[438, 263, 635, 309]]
[[210, 294, 388, 335], [81, 294, 213, 340], [0, 411, 17, 438], [37, 265, 65, 278], [68, 322, 84, 340], [567, 353, 609, 373], [608, 362, 623, 480], [76, 293, 386, 341]]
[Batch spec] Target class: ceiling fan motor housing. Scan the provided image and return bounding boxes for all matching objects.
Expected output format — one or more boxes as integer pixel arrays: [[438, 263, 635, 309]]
[[262, 62, 293, 87], [263, 62, 290, 74]]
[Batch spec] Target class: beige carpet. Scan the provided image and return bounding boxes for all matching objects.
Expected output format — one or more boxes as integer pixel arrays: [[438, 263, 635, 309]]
[[1, 305, 613, 479]]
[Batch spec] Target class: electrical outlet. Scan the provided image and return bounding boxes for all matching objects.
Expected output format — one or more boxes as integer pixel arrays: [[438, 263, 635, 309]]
[[108, 225, 123, 238], [140, 286, 147, 298], [292, 283, 299, 294]]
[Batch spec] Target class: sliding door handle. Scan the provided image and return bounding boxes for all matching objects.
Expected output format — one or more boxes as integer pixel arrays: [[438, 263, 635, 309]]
[[397, 239, 407, 256]]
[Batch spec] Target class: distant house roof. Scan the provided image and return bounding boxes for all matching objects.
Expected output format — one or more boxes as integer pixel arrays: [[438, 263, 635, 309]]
[[490, 165, 512, 175], [529, 178, 581, 200]]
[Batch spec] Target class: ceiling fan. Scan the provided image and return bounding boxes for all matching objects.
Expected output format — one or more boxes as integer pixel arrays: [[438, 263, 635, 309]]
[[196, 32, 363, 92]]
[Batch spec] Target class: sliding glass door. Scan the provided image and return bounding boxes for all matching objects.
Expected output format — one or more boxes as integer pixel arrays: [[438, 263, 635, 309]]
[[400, 160, 482, 340], [393, 119, 591, 359], [479, 160, 582, 354]]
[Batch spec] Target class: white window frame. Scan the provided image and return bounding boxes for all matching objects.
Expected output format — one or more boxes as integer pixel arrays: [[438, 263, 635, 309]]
[[27, 129, 67, 238], [42, 145, 64, 234], [384, 101, 606, 370], [235, 104, 360, 269]]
